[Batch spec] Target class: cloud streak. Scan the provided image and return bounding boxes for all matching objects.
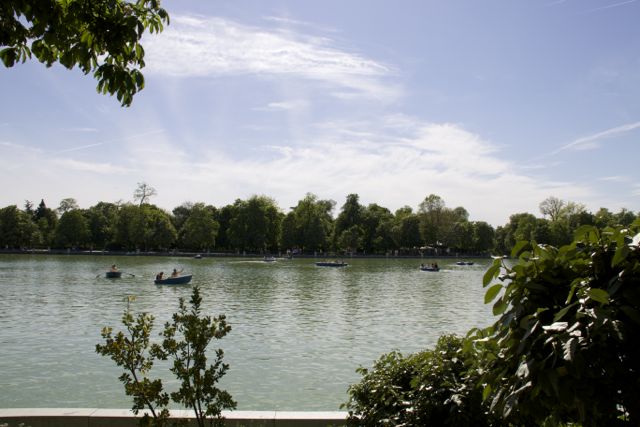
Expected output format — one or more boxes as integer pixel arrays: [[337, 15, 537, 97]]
[[144, 15, 400, 100], [553, 121, 640, 154]]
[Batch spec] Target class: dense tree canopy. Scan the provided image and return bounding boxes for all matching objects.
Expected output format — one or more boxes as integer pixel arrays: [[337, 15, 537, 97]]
[[0, 194, 637, 255], [1, 0, 169, 106]]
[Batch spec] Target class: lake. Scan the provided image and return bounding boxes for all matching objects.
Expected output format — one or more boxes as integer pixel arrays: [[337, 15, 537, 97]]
[[0, 254, 495, 410]]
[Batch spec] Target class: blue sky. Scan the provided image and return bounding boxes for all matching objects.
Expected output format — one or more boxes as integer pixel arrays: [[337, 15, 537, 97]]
[[1, 0, 639, 226]]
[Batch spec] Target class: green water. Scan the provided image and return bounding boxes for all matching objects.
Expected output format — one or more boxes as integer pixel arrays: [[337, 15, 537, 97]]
[[0, 254, 494, 410]]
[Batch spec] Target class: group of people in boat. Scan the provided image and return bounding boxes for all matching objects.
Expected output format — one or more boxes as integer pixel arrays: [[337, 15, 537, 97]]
[[421, 262, 439, 270], [155, 268, 182, 281]]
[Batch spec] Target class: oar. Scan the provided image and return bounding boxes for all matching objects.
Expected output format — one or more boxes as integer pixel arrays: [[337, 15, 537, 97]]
[[124, 272, 136, 277], [95, 273, 102, 279]]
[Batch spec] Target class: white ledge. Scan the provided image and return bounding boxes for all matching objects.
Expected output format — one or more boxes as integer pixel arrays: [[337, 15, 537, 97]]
[[0, 408, 349, 426]]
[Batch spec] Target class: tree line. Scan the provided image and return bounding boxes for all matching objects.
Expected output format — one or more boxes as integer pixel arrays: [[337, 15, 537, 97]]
[[0, 189, 637, 256]]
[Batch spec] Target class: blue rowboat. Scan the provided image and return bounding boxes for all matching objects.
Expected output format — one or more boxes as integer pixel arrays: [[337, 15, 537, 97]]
[[105, 271, 122, 278], [420, 266, 439, 272], [154, 274, 192, 285], [456, 261, 474, 266], [315, 261, 348, 267]]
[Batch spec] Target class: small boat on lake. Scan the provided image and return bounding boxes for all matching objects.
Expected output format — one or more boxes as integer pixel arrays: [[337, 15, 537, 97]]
[[315, 261, 348, 267], [420, 264, 439, 272], [263, 256, 276, 262], [193, 254, 202, 259], [154, 274, 192, 285], [105, 271, 122, 278], [456, 261, 474, 266]]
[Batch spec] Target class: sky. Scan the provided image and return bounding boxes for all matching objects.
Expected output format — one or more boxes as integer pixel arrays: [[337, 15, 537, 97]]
[[1, 0, 640, 226]]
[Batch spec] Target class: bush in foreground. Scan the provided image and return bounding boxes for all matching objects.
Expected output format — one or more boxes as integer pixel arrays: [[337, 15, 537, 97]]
[[344, 334, 495, 426]]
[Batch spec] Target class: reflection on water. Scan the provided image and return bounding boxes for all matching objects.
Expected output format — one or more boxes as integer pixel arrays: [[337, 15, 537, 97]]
[[0, 254, 494, 410]]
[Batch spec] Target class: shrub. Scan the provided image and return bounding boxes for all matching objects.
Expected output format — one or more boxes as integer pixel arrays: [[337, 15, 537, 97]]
[[344, 334, 495, 426], [481, 221, 640, 426]]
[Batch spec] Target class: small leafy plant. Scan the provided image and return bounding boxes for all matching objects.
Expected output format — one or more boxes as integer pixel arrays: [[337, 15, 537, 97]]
[[155, 285, 237, 427], [96, 311, 170, 426], [97, 286, 235, 427]]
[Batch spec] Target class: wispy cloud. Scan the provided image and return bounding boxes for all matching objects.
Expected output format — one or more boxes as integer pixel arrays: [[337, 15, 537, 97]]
[[254, 100, 309, 111], [55, 143, 103, 154], [553, 121, 640, 154], [144, 15, 400, 100], [582, 0, 636, 13]]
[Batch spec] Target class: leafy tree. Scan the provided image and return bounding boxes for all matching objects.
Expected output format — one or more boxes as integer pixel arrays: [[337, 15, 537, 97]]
[[334, 194, 364, 247], [337, 225, 364, 253], [1, 0, 169, 106], [180, 203, 219, 251], [360, 203, 393, 253], [57, 197, 79, 215], [96, 308, 170, 427], [481, 220, 640, 426], [171, 202, 194, 236], [155, 286, 236, 427], [34, 199, 57, 246], [54, 208, 89, 248], [228, 196, 282, 252], [145, 205, 177, 250], [539, 196, 565, 222], [280, 193, 334, 253], [396, 213, 422, 251], [85, 202, 119, 250], [134, 182, 157, 206], [472, 221, 495, 253], [0, 205, 40, 248]]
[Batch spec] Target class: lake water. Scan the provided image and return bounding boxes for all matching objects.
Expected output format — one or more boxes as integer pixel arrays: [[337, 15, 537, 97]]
[[0, 254, 495, 410]]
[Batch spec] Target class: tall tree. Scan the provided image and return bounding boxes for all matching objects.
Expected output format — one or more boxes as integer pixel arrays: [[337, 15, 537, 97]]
[[228, 196, 282, 252], [54, 209, 89, 248], [0, 205, 40, 248], [180, 203, 219, 251], [280, 193, 334, 253], [1, 0, 169, 106], [57, 197, 79, 215], [133, 182, 157, 206]]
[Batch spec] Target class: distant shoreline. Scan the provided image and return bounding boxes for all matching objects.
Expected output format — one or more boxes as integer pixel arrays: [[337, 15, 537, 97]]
[[0, 248, 491, 260]]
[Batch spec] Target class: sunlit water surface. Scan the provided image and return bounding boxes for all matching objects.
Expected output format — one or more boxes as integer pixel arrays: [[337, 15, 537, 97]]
[[0, 255, 494, 410]]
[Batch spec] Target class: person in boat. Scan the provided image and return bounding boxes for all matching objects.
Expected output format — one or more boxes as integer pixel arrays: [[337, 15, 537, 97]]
[[421, 263, 425, 269], [156, 272, 164, 281], [434, 263, 439, 269], [110, 264, 118, 272], [171, 268, 183, 278]]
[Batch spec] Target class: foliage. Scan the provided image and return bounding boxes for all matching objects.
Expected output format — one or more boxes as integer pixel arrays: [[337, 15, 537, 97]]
[[180, 203, 220, 251], [344, 335, 495, 427], [54, 208, 89, 248], [228, 195, 282, 252], [96, 310, 170, 426], [1, 0, 169, 106], [280, 193, 334, 253], [154, 286, 236, 427], [481, 220, 640, 426], [98, 287, 235, 427]]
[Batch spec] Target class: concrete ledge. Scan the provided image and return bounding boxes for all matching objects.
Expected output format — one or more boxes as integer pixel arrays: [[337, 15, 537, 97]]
[[0, 408, 348, 427]]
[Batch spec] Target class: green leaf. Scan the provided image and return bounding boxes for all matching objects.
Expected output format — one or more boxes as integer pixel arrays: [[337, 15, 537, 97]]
[[493, 298, 508, 316], [612, 244, 630, 267], [553, 303, 577, 322], [588, 288, 609, 305], [483, 262, 501, 287], [484, 284, 503, 304], [511, 240, 529, 258]]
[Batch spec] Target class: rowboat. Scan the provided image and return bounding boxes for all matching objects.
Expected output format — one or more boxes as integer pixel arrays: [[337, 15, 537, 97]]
[[154, 274, 192, 285], [315, 261, 348, 267], [456, 261, 474, 266], [420, 266, 439, 272], [263, 256, 277, 262], [105, 271, 122, 278]]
